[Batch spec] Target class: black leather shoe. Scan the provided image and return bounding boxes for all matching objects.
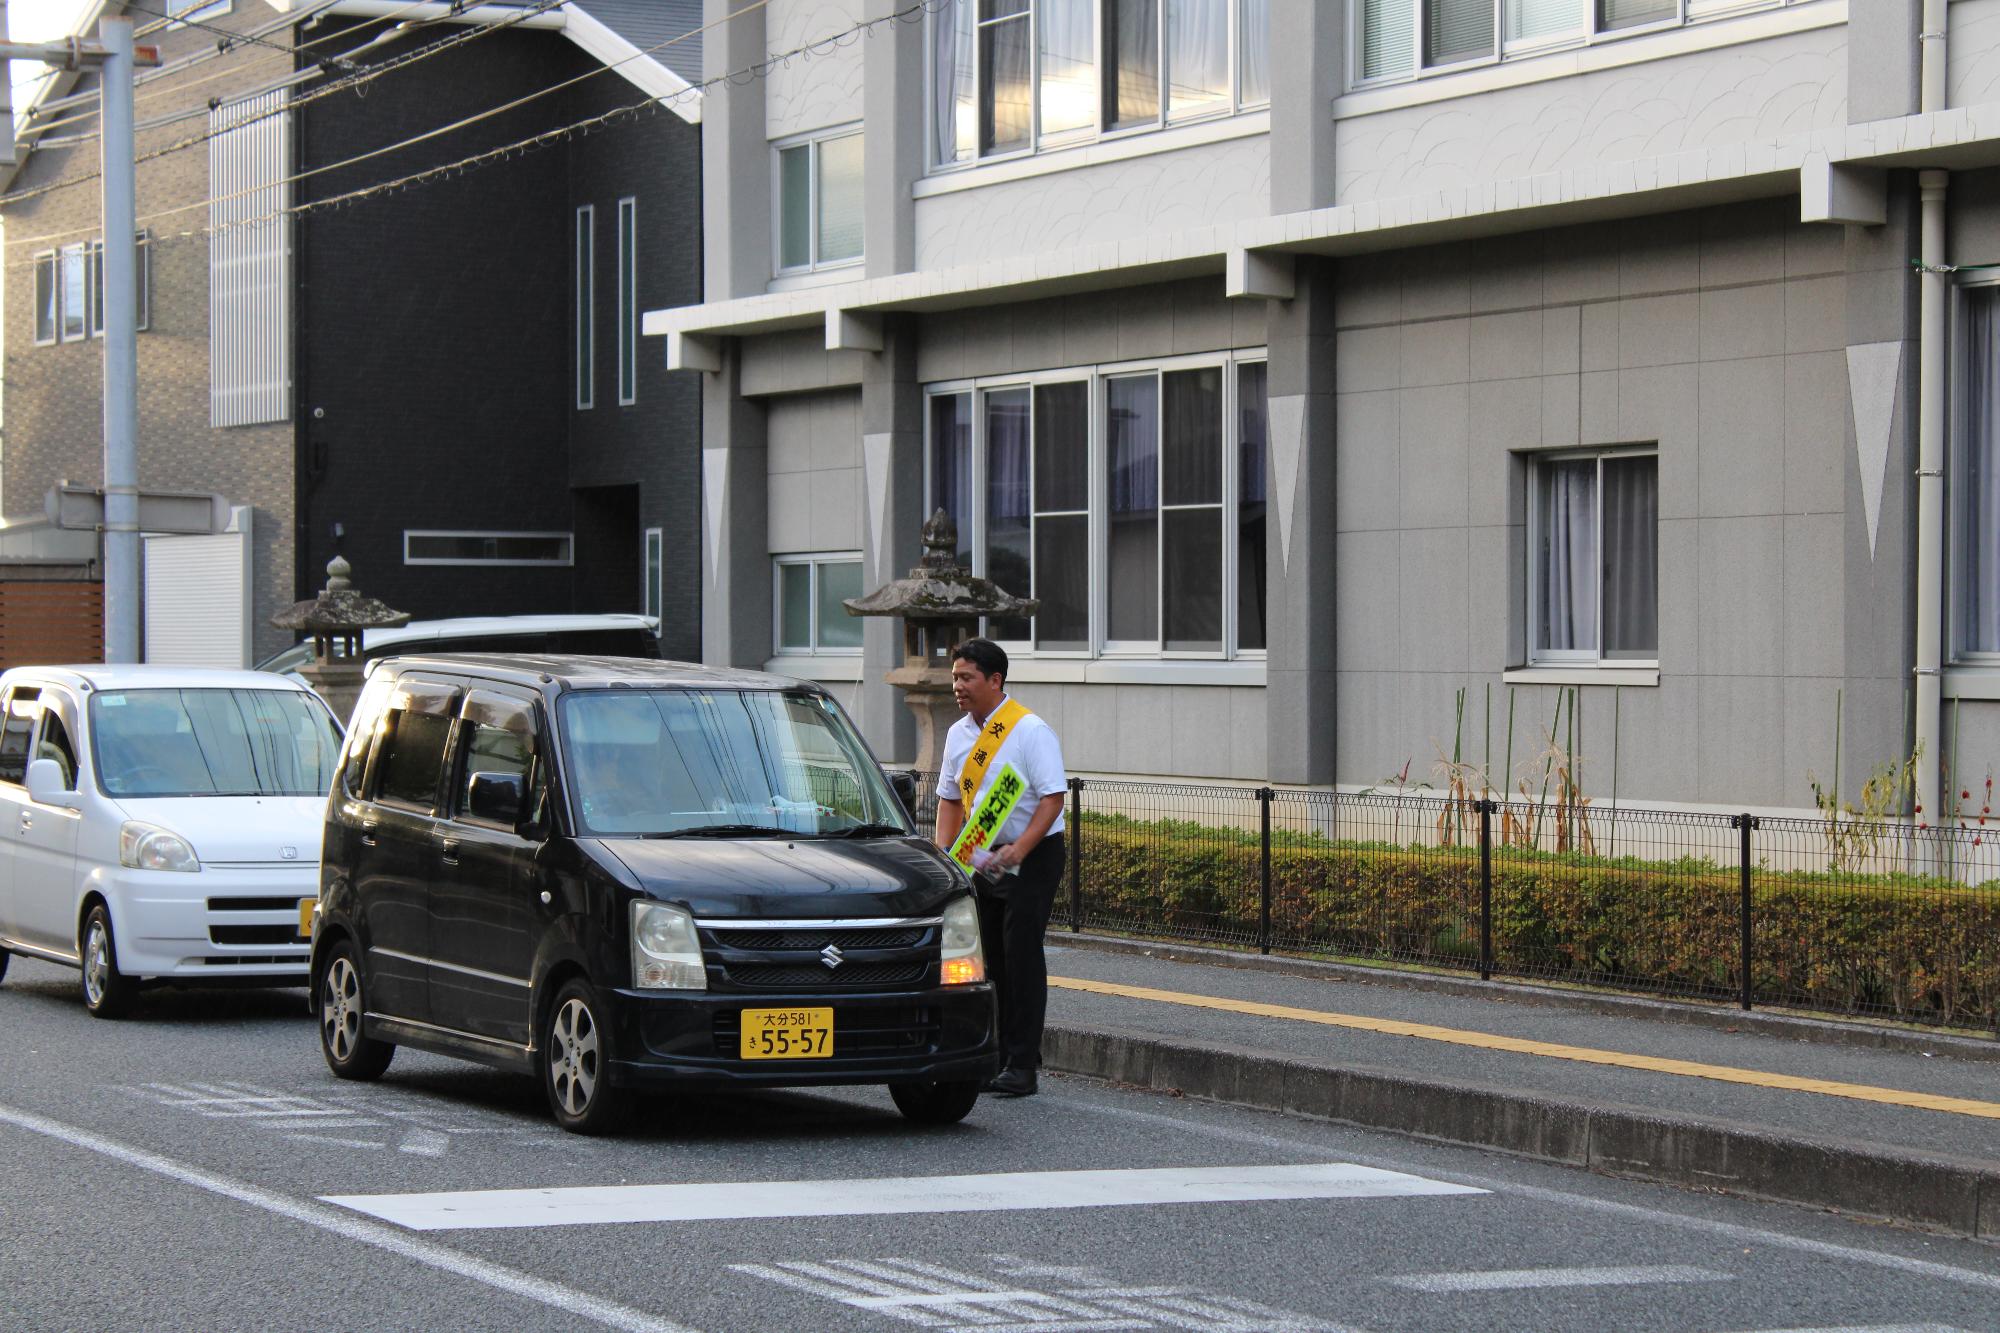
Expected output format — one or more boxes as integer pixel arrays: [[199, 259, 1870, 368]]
[[987, 1067, 1038, 1097]]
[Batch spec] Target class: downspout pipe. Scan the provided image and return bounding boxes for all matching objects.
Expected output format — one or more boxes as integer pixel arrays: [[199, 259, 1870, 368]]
[[1915, 0, 1948, 821]]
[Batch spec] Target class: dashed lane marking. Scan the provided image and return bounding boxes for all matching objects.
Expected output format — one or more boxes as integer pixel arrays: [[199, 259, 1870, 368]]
[[0, 1100, 700, 1333], [1382, 1264, 1730, 1293], [322, 1162, 1485, 1232], [1049, 976, 2000, 1119]]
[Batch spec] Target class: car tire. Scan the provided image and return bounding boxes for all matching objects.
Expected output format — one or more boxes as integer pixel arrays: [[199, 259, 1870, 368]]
[[80, 905, 138, 1019], [317, 940, 395, 1081], [0, 945, 9, 986], [889, 1079, 981, 1126], [542, 978, 629, 1136]]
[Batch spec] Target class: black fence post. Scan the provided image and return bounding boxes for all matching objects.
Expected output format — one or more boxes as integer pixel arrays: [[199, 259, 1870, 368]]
[[1068, 776, 1083, 932], [1258, 787, 1274, 955], [1734, 813, 1757, 1011], [1477, 798, 1495, 981]]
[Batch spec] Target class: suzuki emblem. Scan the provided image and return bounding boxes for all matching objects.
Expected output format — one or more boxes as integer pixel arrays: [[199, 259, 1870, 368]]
[[280, 846, 299, 861], [820, 944, 845, 971]]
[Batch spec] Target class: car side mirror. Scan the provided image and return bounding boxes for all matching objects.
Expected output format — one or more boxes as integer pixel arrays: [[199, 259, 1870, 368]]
[[887, 770, 918, 822], [25, 758, 77, 809], [467, 771, 525, 828]]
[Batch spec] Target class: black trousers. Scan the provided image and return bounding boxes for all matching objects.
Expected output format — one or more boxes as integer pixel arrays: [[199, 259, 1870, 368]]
[[976, 832, 1065, 1071]]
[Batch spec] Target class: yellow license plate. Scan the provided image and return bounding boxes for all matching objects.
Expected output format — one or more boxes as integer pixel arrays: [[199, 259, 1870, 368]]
[[298, 899, 316, 939], [739, 1007, 834, 1060]]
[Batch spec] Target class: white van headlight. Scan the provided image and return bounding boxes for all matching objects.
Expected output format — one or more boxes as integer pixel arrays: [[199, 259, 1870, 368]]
[[119, 821, 200, 873], [630, 900, 706, 990], [939, 895, 985, 986]]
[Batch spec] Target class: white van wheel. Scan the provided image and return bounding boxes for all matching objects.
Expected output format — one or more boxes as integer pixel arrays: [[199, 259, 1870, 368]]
[[80, 906, 137, 1019]]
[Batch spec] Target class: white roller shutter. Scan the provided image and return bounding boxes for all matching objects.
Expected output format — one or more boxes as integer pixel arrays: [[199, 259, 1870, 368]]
[[210, 89, 291, 427], [144, 507, 253, 669]]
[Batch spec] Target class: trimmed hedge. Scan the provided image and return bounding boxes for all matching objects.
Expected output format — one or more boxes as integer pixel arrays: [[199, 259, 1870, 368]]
[[1071, 813, 2000, 1031]]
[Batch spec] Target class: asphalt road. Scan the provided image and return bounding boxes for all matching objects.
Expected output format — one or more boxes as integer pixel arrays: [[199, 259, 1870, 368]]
[[2, 953, 1997, 1333]]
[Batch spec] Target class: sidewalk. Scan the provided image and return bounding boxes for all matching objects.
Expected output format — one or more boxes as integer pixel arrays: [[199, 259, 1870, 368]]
[[1038, 935, 2000, 1239]]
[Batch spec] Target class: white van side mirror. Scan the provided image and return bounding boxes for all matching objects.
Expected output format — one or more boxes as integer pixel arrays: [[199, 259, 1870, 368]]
[[25, 758, 78, 809]]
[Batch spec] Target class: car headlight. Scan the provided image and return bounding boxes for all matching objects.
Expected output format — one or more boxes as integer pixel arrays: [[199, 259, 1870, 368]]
[[119, 821, 200, 873], [939, 895, 985, 986], [630, 900, 706, 990]]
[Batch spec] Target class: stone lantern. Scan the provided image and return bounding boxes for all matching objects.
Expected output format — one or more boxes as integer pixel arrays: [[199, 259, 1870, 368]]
[[269, 554, 410, 723], [843, 509, 1037, 780]]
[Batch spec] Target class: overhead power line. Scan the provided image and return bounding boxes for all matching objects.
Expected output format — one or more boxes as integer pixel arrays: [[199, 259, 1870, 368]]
[[2, 0, 570, 208], [5, 0, 940, 254]]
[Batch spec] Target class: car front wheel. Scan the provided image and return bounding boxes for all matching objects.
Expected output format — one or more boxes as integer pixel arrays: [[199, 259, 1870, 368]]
[[317, 941, 394, 1080], [542, 979, 629, 1135], [889, 1079, 981, 1126], [80, 906, 138, 1019]]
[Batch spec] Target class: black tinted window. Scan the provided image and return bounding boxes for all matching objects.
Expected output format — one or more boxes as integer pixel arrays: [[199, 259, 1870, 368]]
[[458, 723, 532, 811], [0, 688, 40, 784], [373, 710, 452, 809]]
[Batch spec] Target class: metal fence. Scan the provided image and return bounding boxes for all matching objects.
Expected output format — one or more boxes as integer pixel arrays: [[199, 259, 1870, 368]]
[[897, 775, 2000, 1035]]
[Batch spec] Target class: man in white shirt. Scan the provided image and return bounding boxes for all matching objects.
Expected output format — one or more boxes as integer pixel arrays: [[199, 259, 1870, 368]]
[[934, 638, 1067, 1097]]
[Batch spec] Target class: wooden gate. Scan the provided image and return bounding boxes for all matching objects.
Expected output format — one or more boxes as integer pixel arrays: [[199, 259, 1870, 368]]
[[0, 581, 104, 669]]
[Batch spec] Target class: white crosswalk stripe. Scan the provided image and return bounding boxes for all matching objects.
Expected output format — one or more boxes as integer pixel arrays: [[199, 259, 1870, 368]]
[[1384, 1264, 1730, 1293]]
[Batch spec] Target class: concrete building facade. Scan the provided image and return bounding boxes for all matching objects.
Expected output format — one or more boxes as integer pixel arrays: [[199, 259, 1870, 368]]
[[652, 0, 2000, 816]]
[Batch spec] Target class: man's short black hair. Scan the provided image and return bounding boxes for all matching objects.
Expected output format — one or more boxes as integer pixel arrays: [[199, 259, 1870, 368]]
[[952, 637, 1008, 683]]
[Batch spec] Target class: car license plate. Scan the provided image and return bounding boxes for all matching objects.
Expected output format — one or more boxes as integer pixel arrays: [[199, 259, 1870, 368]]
[[298, 898, 316, 939], [739, 1007, 833, 1060]]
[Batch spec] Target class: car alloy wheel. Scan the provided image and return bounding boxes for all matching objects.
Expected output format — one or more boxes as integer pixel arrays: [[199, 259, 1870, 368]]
[[542, 979, 629, 1135], [549, 996, 599, 1118], [79, 906, 136, 1019], [322, 957, 364, 1063]]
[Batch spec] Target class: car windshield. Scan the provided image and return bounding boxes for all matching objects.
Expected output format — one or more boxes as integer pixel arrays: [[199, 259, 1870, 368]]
[[560, 688, 909, 837], [90, 688, 342, 798]]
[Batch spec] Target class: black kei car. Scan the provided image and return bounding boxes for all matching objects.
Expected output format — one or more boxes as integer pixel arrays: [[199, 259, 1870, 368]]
[[309, 655, 998, 1134]]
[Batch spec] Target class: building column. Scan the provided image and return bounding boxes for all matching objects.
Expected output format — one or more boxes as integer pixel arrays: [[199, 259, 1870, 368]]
[[701, 345, 770, 668], [1267, 0, 1341, 214], [856, 315, 923, 764], [1264, 259, 1338, 786], [702, 0, 768, 301], [863, 0, 923, 280]]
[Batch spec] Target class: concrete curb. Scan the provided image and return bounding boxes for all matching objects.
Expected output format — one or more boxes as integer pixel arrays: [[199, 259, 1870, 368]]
[[1043, 1022, 2000, 1240], [1047, 931, 2000, 1062]]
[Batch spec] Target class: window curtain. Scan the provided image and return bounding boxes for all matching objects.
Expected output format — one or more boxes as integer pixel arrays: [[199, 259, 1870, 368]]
[[1108, 376, 1160, 641], [933, 0, 975, 164], [815, 134, 865, 263], [980, 3, 1032, 154], [1361, 0, 1415, 80], [1506, 0, 1583, 43], [1104, 0, 1161, 130], [1597, 0, 1675, 31], [1166, 0, 1229, 119], [1538, 459, 1597, 652], [1039, 0, 1096, 139], [1238, 0, 1270, 104], [1961, 290, 2000, 654], [1601, 456, 1658, 659], [1426, 0, 1495, 65]]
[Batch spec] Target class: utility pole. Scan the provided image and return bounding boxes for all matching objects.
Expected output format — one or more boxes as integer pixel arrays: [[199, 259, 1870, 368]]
[[1, 18, 161, 661]]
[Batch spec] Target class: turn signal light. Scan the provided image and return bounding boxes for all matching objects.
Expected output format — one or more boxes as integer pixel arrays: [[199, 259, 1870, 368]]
[[941, 956, 985, 986]]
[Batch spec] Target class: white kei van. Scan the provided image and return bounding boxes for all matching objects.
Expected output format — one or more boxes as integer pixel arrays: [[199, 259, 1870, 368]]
[[0, 665, 342, 1016]]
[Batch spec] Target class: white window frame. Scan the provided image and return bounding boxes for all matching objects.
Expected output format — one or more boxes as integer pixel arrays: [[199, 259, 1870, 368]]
[[168, 0, 233, 23], [928, 0, 1269, 173], [1524, 445, 1659, 669], [922, 349, 1269, 663], [773, 125, 865, 276], [575, 204, 595, 410], [644, 526, 664, 621], [82, 230, 151, 341], [772, 552, 866, 656], [616, 197, 637, 406], [1348, 0, 1824, 91], [403, 530, 575, 568], [32, 251, 57, 346]]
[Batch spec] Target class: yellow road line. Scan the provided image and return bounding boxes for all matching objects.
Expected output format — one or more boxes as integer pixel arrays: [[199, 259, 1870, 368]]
[[1049, 976, 2000, 1121]]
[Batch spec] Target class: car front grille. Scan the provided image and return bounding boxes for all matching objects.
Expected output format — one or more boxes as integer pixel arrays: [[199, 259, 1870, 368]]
[[698, 919, 938, 994], [207, 896, 302, 913]]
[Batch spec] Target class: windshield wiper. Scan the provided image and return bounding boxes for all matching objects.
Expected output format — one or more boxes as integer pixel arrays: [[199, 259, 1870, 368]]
[[639, 824, 789, 839], [823, 822, 909, 838]]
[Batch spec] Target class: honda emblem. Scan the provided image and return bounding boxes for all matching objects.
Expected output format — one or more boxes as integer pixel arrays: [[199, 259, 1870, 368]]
[[280, 846, 299, 861]]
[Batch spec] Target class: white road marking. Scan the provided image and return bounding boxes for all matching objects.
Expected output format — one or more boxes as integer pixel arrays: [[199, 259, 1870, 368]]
[[1057, 1093, 2000, 1294], [1385, 1264, 1730, 1293], [399, 1129, 450, 1157], [732, 1255, 1355, 1332], [0, 1101, 700, 1333], [285, 1133, 387, 1150], [1732, 1326, 1977, 1332], [324, 1162, 1484, 1232]]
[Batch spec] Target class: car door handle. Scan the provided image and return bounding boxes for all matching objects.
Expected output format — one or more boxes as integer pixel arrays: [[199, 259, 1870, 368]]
[[17, 811, 31, 832], [438, 837, 460, 865], [359, 819, 378, 847]]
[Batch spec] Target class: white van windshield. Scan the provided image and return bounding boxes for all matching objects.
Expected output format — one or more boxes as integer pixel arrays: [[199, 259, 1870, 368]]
[[560, 689, 908, 837], [91, 689, 342, 798]]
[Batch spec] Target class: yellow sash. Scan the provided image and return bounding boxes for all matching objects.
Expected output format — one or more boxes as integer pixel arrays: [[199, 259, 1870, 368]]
[[955, 698, 1028, 806]]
